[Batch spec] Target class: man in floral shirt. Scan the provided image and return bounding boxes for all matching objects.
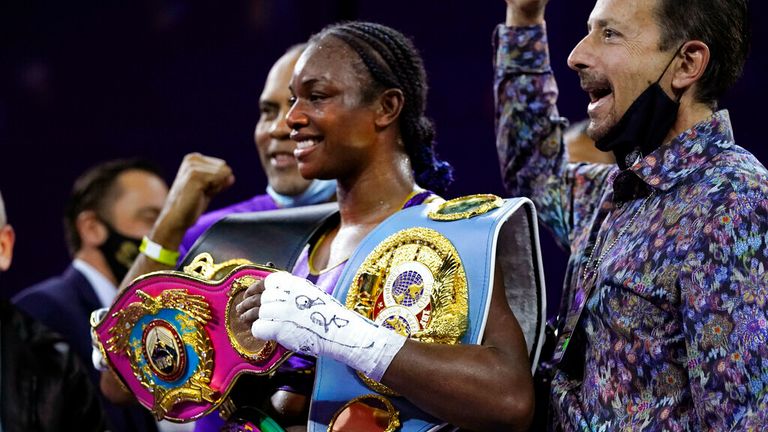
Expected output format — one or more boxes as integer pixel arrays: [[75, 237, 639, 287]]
[[496, 0, 768, 430]]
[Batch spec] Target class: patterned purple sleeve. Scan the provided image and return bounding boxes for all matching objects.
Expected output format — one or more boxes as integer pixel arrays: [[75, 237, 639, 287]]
[[493, 24, 613, 250], [679, 169, 768, 429]]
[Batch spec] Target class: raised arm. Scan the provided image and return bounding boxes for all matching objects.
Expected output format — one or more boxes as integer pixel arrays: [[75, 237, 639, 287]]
[[505, 0, 547, 26], [496, 1, 614, 250], [116, 152, 234, 293], [100, 152, 233, 404], [495, 0, 562, 199]]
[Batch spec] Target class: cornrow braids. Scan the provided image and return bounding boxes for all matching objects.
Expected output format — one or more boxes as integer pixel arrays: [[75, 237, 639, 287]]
[[312, 21, 454, 195]]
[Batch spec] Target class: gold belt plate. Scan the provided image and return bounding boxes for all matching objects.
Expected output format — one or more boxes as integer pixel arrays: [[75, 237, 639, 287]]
[[346, 227, 468, 394]]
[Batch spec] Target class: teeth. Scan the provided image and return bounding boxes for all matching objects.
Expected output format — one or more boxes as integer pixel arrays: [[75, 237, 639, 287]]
[[296, 140, 316, 149]]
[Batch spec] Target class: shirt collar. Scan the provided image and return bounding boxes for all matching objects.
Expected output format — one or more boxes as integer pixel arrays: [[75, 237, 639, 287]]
[[73, 258, 117, 308], [630, 110, 735, 191], [611, 110, 734, 202]]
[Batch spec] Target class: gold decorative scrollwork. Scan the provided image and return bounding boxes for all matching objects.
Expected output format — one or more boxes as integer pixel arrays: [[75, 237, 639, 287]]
[[225, 274, 279, 362], [327, 394, 401, 432], [346, 227, 468, 394], [427, 194, 503, 221], [182, 252, 253, 281], [107, 289, 217, 420]]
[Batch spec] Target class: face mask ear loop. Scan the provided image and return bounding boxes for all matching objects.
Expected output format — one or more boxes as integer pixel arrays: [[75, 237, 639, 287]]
[[96, 216, 119, 242], [656, 42, 687, 102]]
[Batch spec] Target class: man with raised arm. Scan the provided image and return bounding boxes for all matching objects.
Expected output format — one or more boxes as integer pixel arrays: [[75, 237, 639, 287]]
[[496, 0, 768, 429]]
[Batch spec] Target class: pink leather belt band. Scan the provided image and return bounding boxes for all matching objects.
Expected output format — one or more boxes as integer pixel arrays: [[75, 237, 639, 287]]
[[92, 264, 290, 422]]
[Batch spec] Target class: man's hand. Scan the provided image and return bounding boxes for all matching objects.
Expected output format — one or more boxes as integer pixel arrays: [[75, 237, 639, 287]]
[[150, 153, 235, 248], [505, 0, 549, 26], [236, 271, 407, 381]]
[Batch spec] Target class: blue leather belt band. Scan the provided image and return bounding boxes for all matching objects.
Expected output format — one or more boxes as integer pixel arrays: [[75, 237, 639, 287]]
[[308, 197, 546, 432]]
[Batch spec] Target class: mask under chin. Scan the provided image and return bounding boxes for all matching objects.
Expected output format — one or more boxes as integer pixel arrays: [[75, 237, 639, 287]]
[[98, 220, 142, 283], [595, 82, 679, 170], [595, 46, 683, 170]]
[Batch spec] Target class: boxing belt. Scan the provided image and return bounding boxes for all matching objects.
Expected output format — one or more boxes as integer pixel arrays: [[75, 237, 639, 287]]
[[309, 194, 546, 432], [91, 203, 338, 423]]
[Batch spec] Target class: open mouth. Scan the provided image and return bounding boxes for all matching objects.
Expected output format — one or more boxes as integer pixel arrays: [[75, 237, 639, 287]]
[[291, 134, 323, 161], [295, 139, 318, 150], [588, 86, 612, 103], [581, 77, 614, 116], [269, 152, 297, 168], [579, 71, 613, 106]]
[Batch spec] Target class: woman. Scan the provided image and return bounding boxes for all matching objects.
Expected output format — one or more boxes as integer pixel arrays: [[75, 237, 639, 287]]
[[237, 22, 533, 432]]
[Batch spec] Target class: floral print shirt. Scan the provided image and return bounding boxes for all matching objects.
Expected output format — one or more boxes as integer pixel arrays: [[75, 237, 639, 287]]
[[494, 23, 768, 431]]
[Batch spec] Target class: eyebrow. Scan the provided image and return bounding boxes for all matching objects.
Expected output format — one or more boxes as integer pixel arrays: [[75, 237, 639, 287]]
[[299, 77, 324, 87], [289, 76, 327, 95], [259, 100, 279, 109], [588, 18, 613, 31]]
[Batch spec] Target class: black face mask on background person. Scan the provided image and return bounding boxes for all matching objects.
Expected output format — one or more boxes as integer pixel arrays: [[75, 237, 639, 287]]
[[97, 219, 142, 284], [595, 47, 683, 170]]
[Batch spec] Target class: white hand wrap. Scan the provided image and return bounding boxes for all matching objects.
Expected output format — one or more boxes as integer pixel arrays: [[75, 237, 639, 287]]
[[252, 271, 407, 381]]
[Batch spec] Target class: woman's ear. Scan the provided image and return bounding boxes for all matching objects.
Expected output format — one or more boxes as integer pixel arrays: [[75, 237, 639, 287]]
[[671, 40, 709, 93], [374, 88, 405, 129]]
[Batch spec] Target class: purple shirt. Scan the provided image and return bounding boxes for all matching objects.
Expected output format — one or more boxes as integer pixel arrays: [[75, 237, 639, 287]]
[[495, 23, 768, 431]]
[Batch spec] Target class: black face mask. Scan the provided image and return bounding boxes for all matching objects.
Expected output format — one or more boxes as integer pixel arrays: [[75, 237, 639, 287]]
[[595, 49, 682, 170], [97, 220, 141, 283]]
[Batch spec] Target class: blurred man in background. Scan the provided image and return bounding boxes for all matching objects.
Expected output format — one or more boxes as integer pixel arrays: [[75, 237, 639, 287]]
[[13, 160, 168, 432]]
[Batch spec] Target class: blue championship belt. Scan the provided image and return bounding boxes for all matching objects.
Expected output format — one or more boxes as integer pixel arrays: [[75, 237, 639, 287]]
[[308, 195, 546, 432]]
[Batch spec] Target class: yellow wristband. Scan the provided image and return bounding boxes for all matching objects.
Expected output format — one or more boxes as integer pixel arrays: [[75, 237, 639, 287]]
[[139, 236, 180, 266]]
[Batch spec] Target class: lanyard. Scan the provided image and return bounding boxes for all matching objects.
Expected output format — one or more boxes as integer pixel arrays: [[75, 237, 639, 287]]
[[550, 192, 655, 366]]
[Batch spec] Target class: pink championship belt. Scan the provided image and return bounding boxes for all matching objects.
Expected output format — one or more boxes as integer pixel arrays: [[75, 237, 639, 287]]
[[91, 254, 291, 422]]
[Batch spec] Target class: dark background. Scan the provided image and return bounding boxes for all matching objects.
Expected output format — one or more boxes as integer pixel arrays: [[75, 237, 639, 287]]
[[2, 1, 766, 309]]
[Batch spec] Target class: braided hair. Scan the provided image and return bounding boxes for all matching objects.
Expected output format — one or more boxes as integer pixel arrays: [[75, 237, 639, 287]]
[[311, 21, 453, 196]]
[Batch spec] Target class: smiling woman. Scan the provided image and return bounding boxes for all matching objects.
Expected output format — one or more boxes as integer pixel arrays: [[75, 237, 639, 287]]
[[279, 21, 455, 274], [286, 23, 453, 198], [235, 21, 536, 432]]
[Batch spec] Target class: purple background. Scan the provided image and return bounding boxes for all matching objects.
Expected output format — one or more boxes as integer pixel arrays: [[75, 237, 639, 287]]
[[2, 1, 766, 306]]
